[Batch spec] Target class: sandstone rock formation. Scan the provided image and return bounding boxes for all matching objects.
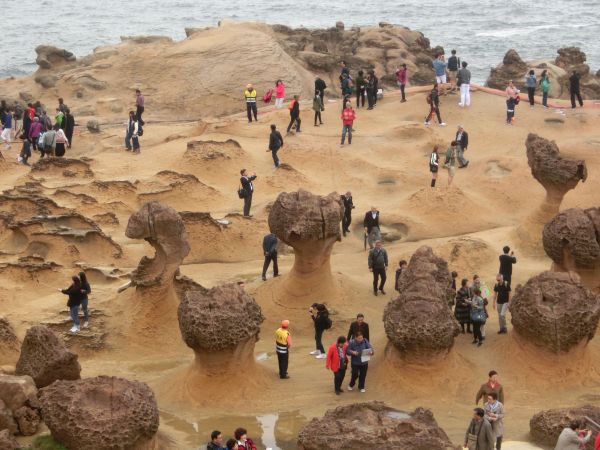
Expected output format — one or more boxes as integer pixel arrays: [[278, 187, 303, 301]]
[[0, 429, 18, 450], [125, 202, 190, 295], [178, 283, 264, 374], [39, 376, 159, 450], [530, 405, 600, 448], [0, 374, 41, 437], [543, 207, 600, 291], [35, 45, 76, 70], [487, 49, 528, 90], [268, 190, 343, 296], [15, 325, 81, 388], [383, 246, 460, 358], [510, 271, 600, 352], [0, 318, 19, 366], [297, 401, 456, 450]]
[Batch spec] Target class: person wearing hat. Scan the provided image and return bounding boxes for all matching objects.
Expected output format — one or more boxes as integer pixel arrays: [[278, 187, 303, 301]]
[[244, 84, 258, 123], [275, 320, 292, 379]]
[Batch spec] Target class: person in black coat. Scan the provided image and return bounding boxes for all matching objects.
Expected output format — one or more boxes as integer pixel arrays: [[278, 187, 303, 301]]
[[79, 271, 91, 328], [341, 191, 355, 236], [315, 77, 327, 111], [262, 233, 279, 281], [455, 125, 469, 168], [309, 303, 330, 357], [347, 313, 370, 342], [267, 124, 284, 168], [60, 275, 84, 333], [498, 245, 517, 287], [569, 71, 583, 108], [64, 108, 75, 148], [363, 206, 381, 249], [454, 278, 472, 333], [286, 95, 301, 133], [240, 168, 257, 217]]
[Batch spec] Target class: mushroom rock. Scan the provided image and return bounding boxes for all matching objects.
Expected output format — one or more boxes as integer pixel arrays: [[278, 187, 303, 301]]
[[510, 271, 600, 353], [268, 190, 343, 298], [39, 376, 159, 450], [383, 246, 459, 359], [178, 283, 264, 375], [516, 134, 587, 252], [35, 45, 76, 70], [0, 318, 20, 366], [543, 207, 600, 291], [530, 405, 600, 448], [297, 401, 457, 450], [0, 430, 19, 450], [15, 325, 81, 388], [486, 49, 528, 90]]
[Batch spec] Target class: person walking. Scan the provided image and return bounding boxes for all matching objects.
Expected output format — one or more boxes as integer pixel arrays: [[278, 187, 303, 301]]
[[455, 125, 469, 168], [54, 108, 64, 128], [455, 278, 472, 334], [286, 95, 301, 134], [19, 138, 32, 165], [79, 271, 91, 329], [464, 408, 495, 450], [505, 80, 519, 125], [356, 70, 366, 108], [368, 240, 388, 296], [363, 206, 381, 249], [28, 117, 42, 152], [554, 421, 592, 450], [244, 84, 258, 122], [261, 233, 278, 281], [458, 61, 471, 107], [394, 260, 407, 292], [124, 111, 140, 154], [347, 313, 370, 342], [444, 141, 458, 185], [425, 83, 446, 126], [1, 108, 12, 150], [326, 336, 349, 395], [525, 70, 537, 107], [275, 320, 292, 379], [540, 70, 551, 108], [275, 80, 285, 109], [309, 303, 330, 359], [476, 370, 505, 404], [315, 77, 327, 111], [239, 169, 257, 217], [484, 393, 505, 450], [340, 102, 356, 146], [54, 124, 69, 157], [447, 50, 460, 94], [266, 124, 284, 168], [60, 275, 84, 333], [135, 89, 145, 125], [569, 71, 584, 109], [468, 288, 486, 346], [41, 125, 57, 158], [347, 331, 373, 393], [396, 64, 408, 102], [493, 274, 511, 334], [207, 430, 224, 450], [312, 92, 323, 126], [341, 191, 354, 237], [429, 145, 440, 187], [498, 246, 517, 287], [64, 108, 75, 148]]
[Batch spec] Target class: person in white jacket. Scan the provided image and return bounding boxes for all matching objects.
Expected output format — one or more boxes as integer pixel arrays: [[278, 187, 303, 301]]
[[125, 111, 140, 153], [554, 420, 592, 450]]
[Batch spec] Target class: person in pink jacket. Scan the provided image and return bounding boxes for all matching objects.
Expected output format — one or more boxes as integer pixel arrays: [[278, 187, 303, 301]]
[[395, 64, 408, 102], [275, 80, 285, 109], [326, 336, 348, 395]]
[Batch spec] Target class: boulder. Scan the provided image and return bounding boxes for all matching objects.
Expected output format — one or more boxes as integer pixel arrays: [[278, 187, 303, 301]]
[[15, 325, 81, 388], [13, 405, 40, 436], [530, 405, 600, 448], [383, 246, 459, 357], [510, 271, 600, 352], [35, 45, 76, 70], [86, 119, 100, 133], [0, 400, 17, 435], [297, 401, 456, 450], [0, 318, 19, 365], [0, 374, 38, 412], [33, 74, 58, 88], [487, 49, 529, 90], [39, 376, 159, 450], [0, 430, 18, 450], [555, 47, 588, 70]]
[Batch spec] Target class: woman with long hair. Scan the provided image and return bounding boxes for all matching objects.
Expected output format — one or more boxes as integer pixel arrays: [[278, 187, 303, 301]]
[[60, 276, 84, 333], [79, 271, 91, 328]]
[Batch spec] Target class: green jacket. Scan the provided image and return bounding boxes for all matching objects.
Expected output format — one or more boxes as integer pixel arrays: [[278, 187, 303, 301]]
[[541, 77, 550, 93], [312, 96, 323, 112]]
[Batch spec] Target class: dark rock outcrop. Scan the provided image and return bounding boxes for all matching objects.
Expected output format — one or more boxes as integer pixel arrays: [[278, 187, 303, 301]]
[[530, 405, 600, 449], [0, 429, 19, 450], [487, 49, 528, 90], [35, 45, 76, 70]]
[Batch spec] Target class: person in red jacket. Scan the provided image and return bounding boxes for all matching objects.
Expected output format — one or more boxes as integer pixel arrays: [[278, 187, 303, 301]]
[[340, 102, 356, 146], [326, 336, 349, 395], [396, 63, 408, 102]]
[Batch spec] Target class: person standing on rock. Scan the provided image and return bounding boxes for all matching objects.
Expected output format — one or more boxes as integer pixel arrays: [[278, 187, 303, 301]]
[[135, 89, 145, 126], [433, 54, 447, 94], [239, 169, 257, 217], [540, 70, 551, 108], [366, 70, 377, 110], [341, 191, 354, 237], [309, 303, 331, 359], [476, 370, 505, 405], [341, 73, 353, 105], [262, 233, 279, 281], [368, 240, 388, 296], [339, 60, 350, 85], [444, 141, 458, 186], [28, 117, 42, 152], [396, 64, 408, 102], [124, 111, 140, 154], [244, 84, 258, 123], [505, 80, 519, 125], [363, 206, 381, 249], [347, 313, 370, 342], [207, 430, 224, 450], [394, 260, 407, 292], [455, 125, 469, 168], [467, 287, 485, 346], [347, 331, 373, 393], [315, 77, 327, 111], [525, 70, 537, 107], [463, 408, 495, 450], [41, 124, 57, 157], [447, 50, 460, 94], [286, 95, 301, 134], [429, 145, 440, 187], [484, 393, 505, 450], [340, 102, 356, 146], [312, 92, 323, 126], [54, 124, 69, 157], [267, 124, 284, 168], [58, 97, 68, 114], [455, 278, 472, 334], [425, 84, 446, 127], [275, 320, 292, 379], [1, 107, 12, 150], [326, 336, 348, 395], [493, 274, 511, 334], [458, 61, 471, 107], [275, 80, 285, 109], [554, 420, 592, 450], [498, 246, 517, 288], [79, 271, 91, 329], [356, 70, 366, 108], [569, 71, 584, 109], [60, 275, 84, 333], [64, 108, 75, 148]]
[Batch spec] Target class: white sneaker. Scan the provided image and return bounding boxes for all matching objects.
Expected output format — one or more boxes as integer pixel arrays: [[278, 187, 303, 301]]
[[458, 103, 464, 107], [83, 321, 89, 329], [309, 350, 319, 355], [69, 326, 78, 333], [316, 354, 326, 359], [439, 122, 446, 127], [347, 386, 353, 391], [424, 121, 430, 126], [360, 389, 366, 393]]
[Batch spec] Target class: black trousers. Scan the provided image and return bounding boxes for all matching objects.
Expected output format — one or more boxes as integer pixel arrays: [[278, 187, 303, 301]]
[[334, 367, 347, 392], [496, 436, 503, 450], [473, 322, 483, 342], [319, 91, 325, 111], [246, 103, 258, 122], [271, 149, 279, 167], [501, 274, 512, 289], [136, 105, 145, 125], [342, 212, 352, 233], [373, 267, 386, 291], [314, 110, 322, 125], [366, 89, 375, 108], [315, 328, 325, 353], [277, 352, 288, 378], [400, 84, 406, 101], [349, 364, 368, 389], [527, 87, 535, 106], [243, 192, 253, 216], [356, 88, 365, 107], [287, 116, 301, 133], [262, 252, 278, 278], [426, 105, 442, 123], [570, 90, 583, 108]]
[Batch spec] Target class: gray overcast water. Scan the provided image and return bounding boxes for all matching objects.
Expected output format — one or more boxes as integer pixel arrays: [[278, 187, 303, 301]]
[[2, 0, 599, 84]]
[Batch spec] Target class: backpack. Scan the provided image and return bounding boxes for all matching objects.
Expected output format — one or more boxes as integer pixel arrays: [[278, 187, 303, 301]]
[[237, 184, 246, 199], [324, 315, 332, 330], [263, 89, 273, 103]]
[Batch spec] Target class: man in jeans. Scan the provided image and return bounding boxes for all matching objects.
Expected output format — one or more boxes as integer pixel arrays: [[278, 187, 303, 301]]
[[340, 102, 356, 145], [347, 331, 374, 393], [447, 50, 460, 94], [368, 240, 388, 296], [455, 125, 469, 168], [262, 233, 279, 281], [493, 274, 511, 334]]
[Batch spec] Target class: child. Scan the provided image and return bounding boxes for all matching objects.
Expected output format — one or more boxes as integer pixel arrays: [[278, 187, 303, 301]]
[[19, 138, 32, 165], [395, 260, 407, 292]]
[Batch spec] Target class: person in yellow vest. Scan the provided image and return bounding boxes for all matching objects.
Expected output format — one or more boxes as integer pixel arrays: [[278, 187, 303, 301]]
[[275, 320, 292, 379], [244, 84, 258, 123]]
